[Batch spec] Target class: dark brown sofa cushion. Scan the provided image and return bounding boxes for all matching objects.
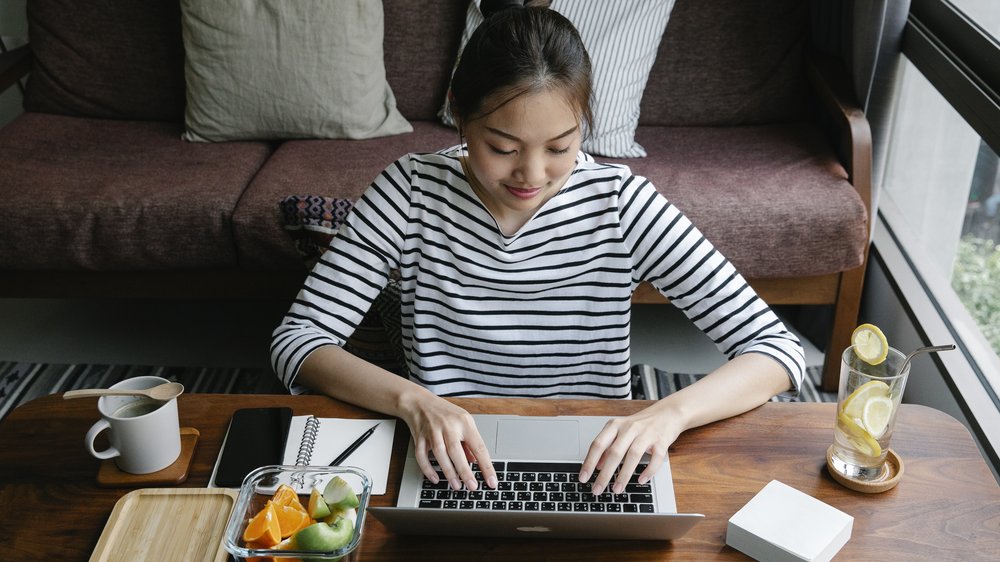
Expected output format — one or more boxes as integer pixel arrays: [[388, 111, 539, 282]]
[[640, 0, 809, 127], [0, 113, 272, 269], [383, 0, 468, 122], [232, 121, 460, 269], [23, 0, 186, 122], [616, 124, 867, 278]]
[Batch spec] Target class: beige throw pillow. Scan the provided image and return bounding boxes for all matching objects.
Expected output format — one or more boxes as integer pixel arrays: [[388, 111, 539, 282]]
[[180, 0, 412, 142]]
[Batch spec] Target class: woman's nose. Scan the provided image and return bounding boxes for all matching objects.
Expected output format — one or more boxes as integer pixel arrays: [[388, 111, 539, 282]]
[[513, 153, 546, 186]]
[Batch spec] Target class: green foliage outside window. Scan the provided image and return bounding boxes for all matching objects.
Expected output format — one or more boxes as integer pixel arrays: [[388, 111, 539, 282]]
[[952, 235, 1000, 354]]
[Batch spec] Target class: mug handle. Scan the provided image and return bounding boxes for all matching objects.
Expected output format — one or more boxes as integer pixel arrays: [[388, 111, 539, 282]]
[[84, 419, 120, 460]]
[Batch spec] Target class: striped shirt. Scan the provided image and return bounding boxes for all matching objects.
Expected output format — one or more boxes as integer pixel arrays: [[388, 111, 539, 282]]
[[271, 147, 805, 398]]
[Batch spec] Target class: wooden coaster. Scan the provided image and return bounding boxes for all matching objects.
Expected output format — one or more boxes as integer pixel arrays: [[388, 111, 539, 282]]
[[97, 427, 200, 488], [826, 445, 904, 493]]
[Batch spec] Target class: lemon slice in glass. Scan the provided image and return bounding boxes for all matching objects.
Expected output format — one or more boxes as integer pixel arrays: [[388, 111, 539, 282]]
[[841, 380, 891, 418], [852, 323, 888, 365], [861, 395, 894, 438], [837, 411, 882, 457]]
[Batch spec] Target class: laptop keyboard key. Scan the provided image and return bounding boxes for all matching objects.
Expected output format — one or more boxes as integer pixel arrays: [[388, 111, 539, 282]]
[[507, 462, 584, 473], [419, 500, 442, 509], [630, 493, 653, 504]]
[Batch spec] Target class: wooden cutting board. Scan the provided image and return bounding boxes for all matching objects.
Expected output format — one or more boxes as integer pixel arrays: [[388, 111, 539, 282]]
[[90, 488, 237, 562]]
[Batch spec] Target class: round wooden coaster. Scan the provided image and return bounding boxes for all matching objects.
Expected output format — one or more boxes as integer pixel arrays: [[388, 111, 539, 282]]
[[826, 446, 903, 493]]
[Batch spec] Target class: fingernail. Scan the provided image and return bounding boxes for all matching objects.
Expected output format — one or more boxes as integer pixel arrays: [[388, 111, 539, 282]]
[[487, 475, 498, 489], [578, 471, 590, 483], [465, 478, 478, 491], [451, 479, 462, 490], [593, 485, 603, 495]]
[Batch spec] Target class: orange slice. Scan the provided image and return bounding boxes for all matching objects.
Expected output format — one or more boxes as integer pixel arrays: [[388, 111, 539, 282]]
[[274, 502, 312, 538], [243, 501, 281, 548], [270, 484, 300, 507]]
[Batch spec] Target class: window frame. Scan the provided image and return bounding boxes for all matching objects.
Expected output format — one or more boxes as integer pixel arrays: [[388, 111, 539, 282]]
[[877, 0, 1000, 475]]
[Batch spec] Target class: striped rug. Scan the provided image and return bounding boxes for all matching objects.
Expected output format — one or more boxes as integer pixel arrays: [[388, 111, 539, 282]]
[[0, 362, 833, 422], [631, 364, 836, 403], [0, 362, 285, 421]]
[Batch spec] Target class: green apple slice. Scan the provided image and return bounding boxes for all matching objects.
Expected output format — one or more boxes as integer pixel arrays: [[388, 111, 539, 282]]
[[292, 519, 355, 552], [308, 487, 332, 520], [322, 476, 360, 510]]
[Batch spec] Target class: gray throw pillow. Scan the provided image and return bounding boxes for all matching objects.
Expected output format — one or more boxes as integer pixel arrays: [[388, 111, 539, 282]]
[[180, 0, 412, 142]]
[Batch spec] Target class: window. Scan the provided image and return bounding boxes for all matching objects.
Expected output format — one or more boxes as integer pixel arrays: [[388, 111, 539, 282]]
[[877, 0, 1000, 472], [882, 59, 1000, 358]]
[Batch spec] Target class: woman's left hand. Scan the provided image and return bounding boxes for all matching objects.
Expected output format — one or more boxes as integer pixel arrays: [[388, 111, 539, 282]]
[[578, 401, 683, 495]]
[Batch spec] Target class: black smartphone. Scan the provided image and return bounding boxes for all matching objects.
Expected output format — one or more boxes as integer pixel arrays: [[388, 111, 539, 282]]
[[214, 407, 293, 487]]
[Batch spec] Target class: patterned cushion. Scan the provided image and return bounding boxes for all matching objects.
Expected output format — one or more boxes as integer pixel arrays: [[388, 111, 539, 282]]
[[279, 195, 405, 375]]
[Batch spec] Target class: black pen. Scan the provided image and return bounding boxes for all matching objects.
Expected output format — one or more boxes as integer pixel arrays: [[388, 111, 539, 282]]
[[330, 422, 380, 466]]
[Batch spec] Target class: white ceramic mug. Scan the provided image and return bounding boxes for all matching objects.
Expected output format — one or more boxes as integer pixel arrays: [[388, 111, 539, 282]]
[[84, 376, 182, 474]]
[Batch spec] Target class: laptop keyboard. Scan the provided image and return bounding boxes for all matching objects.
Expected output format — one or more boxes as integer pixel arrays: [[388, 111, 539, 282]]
[[417, 460, 655, 513]]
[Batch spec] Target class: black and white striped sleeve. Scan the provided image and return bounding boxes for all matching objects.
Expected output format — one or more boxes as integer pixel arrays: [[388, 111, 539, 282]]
[[270, 155, 413, 393], [620, 177, 806, 394]]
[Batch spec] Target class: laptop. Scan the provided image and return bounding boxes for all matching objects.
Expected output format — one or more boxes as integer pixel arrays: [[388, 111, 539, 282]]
[[368, 414, 704, 540]]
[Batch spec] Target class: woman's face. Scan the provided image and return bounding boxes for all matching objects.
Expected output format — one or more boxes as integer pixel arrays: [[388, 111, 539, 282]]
[[462, 88, 582, 233]]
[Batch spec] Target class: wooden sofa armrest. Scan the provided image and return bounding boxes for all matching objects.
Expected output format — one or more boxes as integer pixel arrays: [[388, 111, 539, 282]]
[[0, 44, 31, 95], [808, 52, 876, 391], [807, 52, 874, 229]]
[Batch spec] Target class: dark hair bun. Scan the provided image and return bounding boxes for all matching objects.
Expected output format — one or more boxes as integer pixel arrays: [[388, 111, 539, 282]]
[[481, 0, 524, 19]]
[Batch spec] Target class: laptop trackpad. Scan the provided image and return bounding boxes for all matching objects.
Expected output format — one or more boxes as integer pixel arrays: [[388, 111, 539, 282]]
[[495, 419, 580, 460]]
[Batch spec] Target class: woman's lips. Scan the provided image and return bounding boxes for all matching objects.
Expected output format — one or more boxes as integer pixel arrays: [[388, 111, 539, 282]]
[[505, 184, 543, 199]]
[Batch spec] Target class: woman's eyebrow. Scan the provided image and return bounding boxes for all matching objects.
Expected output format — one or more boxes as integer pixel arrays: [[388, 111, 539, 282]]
[[485, 125, 578, 142]]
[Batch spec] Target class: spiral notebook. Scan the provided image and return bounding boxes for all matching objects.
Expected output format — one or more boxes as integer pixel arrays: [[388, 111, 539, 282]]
[[282, 415, 396, 495]]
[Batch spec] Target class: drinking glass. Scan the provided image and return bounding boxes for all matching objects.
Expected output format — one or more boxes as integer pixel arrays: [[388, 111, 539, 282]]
[[828, 346, 910, 481]]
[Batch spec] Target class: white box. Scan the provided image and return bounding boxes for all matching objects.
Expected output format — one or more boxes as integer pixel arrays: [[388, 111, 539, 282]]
[[726, 480, 853, 562]]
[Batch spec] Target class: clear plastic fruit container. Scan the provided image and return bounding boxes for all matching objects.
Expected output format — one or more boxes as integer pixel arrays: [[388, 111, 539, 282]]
[[223, 465, 371, 561]]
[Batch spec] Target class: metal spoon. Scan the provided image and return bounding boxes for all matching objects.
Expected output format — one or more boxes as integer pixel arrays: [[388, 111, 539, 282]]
[[62, 382, 185, 402], [899, 344, 956, 375]]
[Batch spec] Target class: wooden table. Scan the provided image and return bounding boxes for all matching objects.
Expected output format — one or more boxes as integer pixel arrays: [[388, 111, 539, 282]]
[[2, 394, 998, 560]]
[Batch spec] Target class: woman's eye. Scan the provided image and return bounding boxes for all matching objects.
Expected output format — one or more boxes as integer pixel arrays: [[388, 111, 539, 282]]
[[549, 146, 571, 155], [489, 145, 515, 156]]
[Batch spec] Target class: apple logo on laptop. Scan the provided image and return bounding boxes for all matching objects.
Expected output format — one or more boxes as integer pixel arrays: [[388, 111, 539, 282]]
[[517, 526, 552, 533]]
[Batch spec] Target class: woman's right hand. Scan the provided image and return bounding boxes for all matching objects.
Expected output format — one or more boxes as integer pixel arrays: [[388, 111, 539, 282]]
[[400, 391, 498, 491]]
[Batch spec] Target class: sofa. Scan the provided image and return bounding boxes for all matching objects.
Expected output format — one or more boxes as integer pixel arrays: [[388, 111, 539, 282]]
[[0, 0, 870, 391]]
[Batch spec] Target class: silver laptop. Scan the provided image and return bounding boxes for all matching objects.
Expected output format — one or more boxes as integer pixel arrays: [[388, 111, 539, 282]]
[[368, 414, 704, 540]]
